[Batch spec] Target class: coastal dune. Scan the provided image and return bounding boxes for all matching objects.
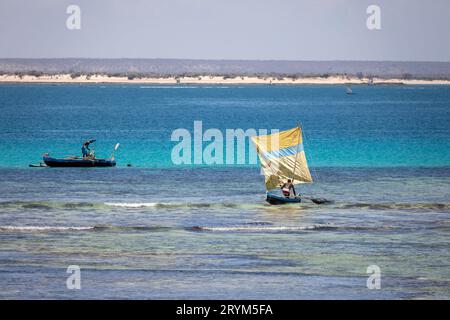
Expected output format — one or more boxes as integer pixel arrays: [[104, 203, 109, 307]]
[[1, 59, 450, 85]]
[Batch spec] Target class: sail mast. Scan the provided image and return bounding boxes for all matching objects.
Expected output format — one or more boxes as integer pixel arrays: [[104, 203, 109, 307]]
[[291, 124, 302, 184]]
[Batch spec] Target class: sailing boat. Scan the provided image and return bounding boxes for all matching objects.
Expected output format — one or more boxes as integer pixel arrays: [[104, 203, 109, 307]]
[[251, 125, 313, 205], [346, 86, 354, 94]]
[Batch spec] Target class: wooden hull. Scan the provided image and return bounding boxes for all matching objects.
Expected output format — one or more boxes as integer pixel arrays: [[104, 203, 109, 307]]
[[43, 156, 116, 167], [266, 193, 302, 205]]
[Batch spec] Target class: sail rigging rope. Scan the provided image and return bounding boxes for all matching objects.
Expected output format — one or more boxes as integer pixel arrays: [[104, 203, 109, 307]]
[[290, 124, 302, 184], [301, 123, 321, 186]]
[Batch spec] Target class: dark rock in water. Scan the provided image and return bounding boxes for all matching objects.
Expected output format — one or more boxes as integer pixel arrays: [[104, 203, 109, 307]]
[[127, 164, 132, 167], [22, 203, 52, 210], [311, 198, 333, 205]]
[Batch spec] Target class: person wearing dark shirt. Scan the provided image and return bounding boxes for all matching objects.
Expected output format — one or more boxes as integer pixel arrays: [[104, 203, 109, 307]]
[[281, 179, 296, 198], [81, 139, 95, 158]]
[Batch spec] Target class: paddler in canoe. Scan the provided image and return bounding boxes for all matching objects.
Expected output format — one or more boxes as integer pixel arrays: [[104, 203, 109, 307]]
[[41, 141, 119, 167], [82, 139, 96, 159]]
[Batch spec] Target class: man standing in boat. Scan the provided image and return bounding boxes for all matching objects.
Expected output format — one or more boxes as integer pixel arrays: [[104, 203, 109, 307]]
[[82, 139, 95, 159], [281, 179, 296, 198]]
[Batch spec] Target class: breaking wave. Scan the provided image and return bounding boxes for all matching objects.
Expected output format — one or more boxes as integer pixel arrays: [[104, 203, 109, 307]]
[[193, 225, 327, 232], [0, 201, 100, 210], [190, 224, 389, 233], [0, 226, 95, 232], [104, 202, 160, 208], [0, 224, 380, 234], [0, 200, 258, 211], [103, 202, 245, 209], [0, 225, 173, 233], [1, 200, 448, 212]]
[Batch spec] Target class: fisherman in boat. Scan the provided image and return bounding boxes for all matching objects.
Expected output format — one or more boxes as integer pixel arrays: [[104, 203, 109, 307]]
[[281, 179, 296, 198], [81, 139, 95, 159]]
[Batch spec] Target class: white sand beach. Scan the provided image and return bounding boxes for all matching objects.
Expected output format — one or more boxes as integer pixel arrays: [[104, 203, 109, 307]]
[[1, 74, 449, 85]]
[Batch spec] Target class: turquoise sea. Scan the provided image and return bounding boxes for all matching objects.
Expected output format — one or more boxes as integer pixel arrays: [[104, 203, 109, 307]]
[[0, 84, 449, 299]]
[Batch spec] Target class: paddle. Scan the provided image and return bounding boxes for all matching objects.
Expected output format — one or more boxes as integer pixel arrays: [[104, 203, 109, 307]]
[[29, 162, 47, 167], [110, 143, 120, 160]]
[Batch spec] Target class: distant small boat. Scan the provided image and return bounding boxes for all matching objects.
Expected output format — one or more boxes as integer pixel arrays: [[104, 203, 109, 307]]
[[42, 143, 119, 168], [43, 155, 116, 167], [346, 86, 354, 94]]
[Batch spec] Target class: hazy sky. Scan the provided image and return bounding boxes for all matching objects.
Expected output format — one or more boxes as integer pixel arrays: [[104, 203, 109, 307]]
[[0, 0, 449, 61]]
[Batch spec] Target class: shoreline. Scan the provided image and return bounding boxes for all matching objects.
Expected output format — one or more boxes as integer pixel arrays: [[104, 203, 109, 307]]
[[1, 74, 450, 85]]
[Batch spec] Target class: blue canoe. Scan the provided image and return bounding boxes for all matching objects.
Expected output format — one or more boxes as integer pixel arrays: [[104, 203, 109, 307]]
[[43, 155, 116, 167], [266, 193, 302, 205]]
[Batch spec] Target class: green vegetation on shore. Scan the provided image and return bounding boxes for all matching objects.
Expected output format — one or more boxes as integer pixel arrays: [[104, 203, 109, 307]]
[[1, 59, 450, 81]]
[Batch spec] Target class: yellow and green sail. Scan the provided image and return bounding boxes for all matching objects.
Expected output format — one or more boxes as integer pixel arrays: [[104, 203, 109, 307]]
[[251, 126, 312, 191]]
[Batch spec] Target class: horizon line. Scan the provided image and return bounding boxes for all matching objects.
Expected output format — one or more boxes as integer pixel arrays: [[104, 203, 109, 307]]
[[1, 57, 450, 63]]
